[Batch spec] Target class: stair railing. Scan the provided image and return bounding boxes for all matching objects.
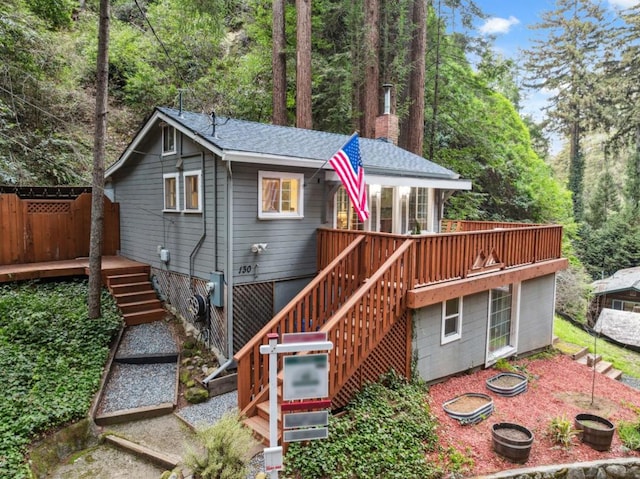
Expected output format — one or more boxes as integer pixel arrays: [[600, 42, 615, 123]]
[[235, 235, 367, 415]]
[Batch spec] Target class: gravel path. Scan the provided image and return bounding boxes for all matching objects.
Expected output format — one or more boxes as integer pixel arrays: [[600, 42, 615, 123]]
[[99, 362, 177, 413], [116, 321, 178, 357]]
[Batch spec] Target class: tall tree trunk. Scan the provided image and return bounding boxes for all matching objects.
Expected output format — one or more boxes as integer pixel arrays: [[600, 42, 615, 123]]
[[272, 0, 287, 125], [88, 0, 109, 319], [428, 0, 442, 161], [568, 119, 583, 222], [405, 0, 427, 155], [296, 0, 312, 129], [362, 0, 379, 139]]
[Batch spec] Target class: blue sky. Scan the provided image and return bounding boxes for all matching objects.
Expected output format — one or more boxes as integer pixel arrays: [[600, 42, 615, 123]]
[[472, 0, 640, 125]]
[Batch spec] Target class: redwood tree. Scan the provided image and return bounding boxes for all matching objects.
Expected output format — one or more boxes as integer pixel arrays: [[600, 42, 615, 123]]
[[272, 0, 287, 125], [88, 0, 109, 319], [296, 0, 312, 129]]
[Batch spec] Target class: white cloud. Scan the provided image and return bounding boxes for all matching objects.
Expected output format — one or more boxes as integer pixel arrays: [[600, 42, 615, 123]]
[[608, 0, 639, 9], [479, 16, 520, 35]]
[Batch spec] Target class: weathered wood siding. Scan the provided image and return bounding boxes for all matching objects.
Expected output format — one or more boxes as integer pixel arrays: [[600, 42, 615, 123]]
[[109, 130, 220, 279], [231, 163, 324, 286], [413, 292, 489, 382]]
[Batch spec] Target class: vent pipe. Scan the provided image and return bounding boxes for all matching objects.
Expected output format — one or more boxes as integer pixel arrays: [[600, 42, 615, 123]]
[[211, 111, 216, 137], [383, 83, 393, 115]]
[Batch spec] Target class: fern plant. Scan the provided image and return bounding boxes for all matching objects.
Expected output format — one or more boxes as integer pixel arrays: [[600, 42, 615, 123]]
[[184, 410, 258, 479]]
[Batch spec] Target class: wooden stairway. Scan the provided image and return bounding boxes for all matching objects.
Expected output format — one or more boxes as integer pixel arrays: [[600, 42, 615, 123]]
[[237, 236, 415, 445], [573, 348, 623, 381], [104, 266, 165, 326]]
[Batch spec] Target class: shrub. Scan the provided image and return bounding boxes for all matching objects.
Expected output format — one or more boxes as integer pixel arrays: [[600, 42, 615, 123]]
[[184, 410, 257, 479], [547, 415, 579, 447]]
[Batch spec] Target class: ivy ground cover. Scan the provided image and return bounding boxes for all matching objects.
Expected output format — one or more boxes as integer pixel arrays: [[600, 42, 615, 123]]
[[0, 280, 122, 478]]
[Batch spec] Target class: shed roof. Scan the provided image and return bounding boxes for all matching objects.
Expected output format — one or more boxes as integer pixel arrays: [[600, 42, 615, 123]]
[[106, 107, 471, 190], [591, 266, 640, 295]]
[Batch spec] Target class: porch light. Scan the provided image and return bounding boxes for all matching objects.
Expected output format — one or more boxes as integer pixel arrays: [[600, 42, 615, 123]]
[[369, 184, 381, 197], [399, 186, 411, 198]]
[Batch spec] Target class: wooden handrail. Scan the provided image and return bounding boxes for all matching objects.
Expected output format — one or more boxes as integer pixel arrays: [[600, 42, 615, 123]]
[[235, 235, 367, 414], [320, 239, 414, 396], [441, 219, 545, 232]]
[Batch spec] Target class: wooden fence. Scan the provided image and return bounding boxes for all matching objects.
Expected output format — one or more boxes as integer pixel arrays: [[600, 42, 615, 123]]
[[0, 193, 120, 265]]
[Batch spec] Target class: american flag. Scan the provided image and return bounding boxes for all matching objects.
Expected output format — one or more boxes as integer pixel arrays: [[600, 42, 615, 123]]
[[329, 133, 370, 222]]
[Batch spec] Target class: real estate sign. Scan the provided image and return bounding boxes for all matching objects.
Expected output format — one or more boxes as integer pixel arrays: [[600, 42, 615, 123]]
[[283, 354, 328, 401]]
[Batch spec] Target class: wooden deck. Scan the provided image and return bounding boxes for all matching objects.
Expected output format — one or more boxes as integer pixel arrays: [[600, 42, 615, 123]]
[[0, 256, 148, 283]]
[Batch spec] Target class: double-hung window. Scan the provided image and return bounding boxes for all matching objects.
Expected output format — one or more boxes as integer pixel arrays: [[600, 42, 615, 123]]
[[163, 173, 180, 211], [162, 125, 176, 155], [441, 297, 462, 344], [183, 170, 202, 212], [258, 171, 304, 219]]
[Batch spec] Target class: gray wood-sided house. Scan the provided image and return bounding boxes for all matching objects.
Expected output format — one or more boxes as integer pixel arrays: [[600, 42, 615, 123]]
[[106, 106, 567, 437]]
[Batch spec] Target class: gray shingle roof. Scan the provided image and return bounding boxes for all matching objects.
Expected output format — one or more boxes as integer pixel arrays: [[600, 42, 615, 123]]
[[592, 266, 640, 295], [157, 107, 460, 180]]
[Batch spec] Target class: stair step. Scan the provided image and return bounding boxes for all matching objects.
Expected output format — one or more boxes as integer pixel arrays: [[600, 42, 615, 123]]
[[605, 368, 623, 381], [243, 415, 274, 445], [119, 299, 163, 314], [572, 347, 589, 360], [257, 401, 282, 423], [107, 272, 150, 285], [595, 360, 613, 374], [104, 434, 180, 470], [110, 282, 154, 295], [114, 290, 158, 304], [586, 354, 602, 367], [123, 309, 166, 326]]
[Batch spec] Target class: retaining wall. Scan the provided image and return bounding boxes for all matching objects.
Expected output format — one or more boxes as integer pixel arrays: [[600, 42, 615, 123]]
[[475, 458, 640, 479]]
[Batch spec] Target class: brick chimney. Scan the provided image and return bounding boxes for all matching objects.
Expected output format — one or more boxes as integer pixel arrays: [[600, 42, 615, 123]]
[[375, 84, 399, 145]]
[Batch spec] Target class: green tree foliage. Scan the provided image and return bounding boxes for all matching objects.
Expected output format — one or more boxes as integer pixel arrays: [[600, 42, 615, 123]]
[[523, 0, 609, 222]]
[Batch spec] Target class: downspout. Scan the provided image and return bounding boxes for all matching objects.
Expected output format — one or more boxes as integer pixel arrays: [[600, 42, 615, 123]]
[[189, 152, 206, 289], [203, 157, 234, 384]]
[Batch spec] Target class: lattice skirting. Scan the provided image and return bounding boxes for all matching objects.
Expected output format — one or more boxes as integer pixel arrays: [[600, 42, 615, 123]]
[[232, 282, 274, 354], [333, 310, 412, 409], [151, 268, 227, 358]]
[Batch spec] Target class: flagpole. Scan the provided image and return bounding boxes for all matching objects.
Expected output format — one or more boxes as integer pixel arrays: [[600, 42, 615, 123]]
[[304, 132, 359, 186]]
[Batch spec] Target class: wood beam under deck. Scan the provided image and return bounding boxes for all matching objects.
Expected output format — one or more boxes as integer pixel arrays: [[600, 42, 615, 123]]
[[407, 258, 568, 309]]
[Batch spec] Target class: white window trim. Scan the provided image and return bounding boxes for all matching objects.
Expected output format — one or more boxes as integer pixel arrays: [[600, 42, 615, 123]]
[[162, 125, 176, 156], [163, 172, 180, 212], [485, 283, 520, 366], [258, 171, 304, 219], [183, 169, 203, 213], [441, 297, 462, 345]]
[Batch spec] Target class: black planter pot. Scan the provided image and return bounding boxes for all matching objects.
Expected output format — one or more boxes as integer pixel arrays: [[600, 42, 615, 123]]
[[575, 413, 615, 451], [491, 422, 534, 464]]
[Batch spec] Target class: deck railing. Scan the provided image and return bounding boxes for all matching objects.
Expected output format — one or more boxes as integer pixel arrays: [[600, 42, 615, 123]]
[[318, 223, 563, 287], [441, 219, 544, 232], [235, 235, 367, 414]]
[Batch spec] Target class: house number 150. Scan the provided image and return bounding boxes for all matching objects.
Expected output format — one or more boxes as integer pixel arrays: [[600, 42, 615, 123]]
[[238, 264, 257, 275]]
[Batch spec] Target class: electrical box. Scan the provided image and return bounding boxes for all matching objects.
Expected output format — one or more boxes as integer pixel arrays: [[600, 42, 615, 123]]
[[160, 248, 170, 263], [210, 271, 224, 307]]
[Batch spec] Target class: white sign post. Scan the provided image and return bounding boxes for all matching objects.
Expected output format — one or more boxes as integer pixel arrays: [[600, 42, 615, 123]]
[[259, 332, 333, 479]]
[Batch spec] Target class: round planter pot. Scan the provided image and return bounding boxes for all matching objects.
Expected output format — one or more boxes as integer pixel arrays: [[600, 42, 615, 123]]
[[575, 413, 615, 451], [492, 422, 534, 464]]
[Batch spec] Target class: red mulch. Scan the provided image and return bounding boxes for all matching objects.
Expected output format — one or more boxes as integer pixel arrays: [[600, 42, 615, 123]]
[[427, 353, 640, 476]]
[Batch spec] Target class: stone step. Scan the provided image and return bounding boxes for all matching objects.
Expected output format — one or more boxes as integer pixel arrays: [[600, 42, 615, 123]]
[[605, 368, 623, 381], [595, 360, 613, 375], [572, 347, 589, 360]]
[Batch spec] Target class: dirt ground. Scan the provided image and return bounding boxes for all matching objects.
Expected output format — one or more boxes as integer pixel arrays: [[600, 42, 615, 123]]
[[427, 353, 640, 476]]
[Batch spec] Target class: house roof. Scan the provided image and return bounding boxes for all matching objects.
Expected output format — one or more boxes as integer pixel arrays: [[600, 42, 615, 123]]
[[106, 107, 471, 190], [591, 266, 640, 295], [594, 308, 640, 348]]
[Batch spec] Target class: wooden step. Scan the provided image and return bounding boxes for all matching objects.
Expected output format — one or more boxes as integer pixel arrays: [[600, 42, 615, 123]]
[[119, 299, 163, 314], [595, 360, 613, 375], [110, 282, 154, 295], [586, 354, 602, 367], [243, 415, 273, 446], [123, 309, 166, 326], [107, 272, 150, 286], [257, 401, 282, 423], [113, 290, 159, 304], [104, 433, 180, 469], [572, 347, 589, 360], [605, 368, 623, 381]]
